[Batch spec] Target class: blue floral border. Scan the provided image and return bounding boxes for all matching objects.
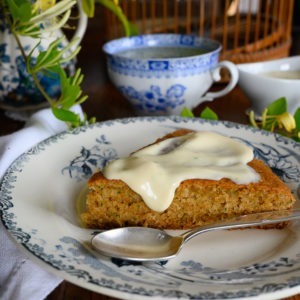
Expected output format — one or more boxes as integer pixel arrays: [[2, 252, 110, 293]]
[[1, 116, 300, 299]]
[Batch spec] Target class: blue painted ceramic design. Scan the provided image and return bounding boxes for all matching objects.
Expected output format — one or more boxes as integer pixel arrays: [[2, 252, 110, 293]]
[[102, 34, 241, 116], [0, 20, 62, 108], [1, 117, 299, 299], [118, 84, 186, 113], [0, 11, 84, 110], [103, 34, 221, 78], [61, 134, 118, 181]]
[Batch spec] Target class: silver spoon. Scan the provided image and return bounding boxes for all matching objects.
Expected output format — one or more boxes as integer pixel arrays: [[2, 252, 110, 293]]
[[91, 209, 300, 262]]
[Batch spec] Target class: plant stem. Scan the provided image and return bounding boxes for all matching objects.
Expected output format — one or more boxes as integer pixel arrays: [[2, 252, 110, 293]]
[[11, 29, 55, 105]]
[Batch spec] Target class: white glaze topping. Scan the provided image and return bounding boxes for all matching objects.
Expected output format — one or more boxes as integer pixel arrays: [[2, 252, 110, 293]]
[[103, 131, 260, 212]]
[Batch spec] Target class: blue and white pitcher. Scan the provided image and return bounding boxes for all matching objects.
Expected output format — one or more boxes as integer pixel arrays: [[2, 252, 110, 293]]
[[0, 1, 87, 112]]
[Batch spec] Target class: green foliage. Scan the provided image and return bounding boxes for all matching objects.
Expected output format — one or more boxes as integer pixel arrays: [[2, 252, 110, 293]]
[[199, 107, 218, 120], [181, 106, 219, 120], [267, 97, 287, 115], [82, 0, 95, 17], [7, 0, 76, 37], [7, 0, 32, 23], [180, 98, 299, 143], [249, 97, 300, 142], [96, 0, 139, 36], [180, 107, 195, 118], [295, 108, 300, 131], [2, 0, 134, 128]]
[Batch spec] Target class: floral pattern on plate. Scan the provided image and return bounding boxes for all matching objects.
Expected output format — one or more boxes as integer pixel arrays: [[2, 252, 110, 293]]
[[1, 117, 300, 299]]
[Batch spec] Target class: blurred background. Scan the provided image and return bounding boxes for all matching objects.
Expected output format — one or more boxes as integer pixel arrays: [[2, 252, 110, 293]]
[[78, 0, 300, 120]]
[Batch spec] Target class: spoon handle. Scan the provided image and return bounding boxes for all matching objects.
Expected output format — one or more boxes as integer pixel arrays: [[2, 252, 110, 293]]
[[182, 209, 300, 243]]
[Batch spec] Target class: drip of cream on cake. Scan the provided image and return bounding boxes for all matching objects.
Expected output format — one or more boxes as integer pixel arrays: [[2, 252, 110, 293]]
[[103, 131, 260, 212]]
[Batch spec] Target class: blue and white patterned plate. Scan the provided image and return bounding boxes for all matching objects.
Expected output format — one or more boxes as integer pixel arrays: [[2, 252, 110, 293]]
[[1, 117, 300, 300]]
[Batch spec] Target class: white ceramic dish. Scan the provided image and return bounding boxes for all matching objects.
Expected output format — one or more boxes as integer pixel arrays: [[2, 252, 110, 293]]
[[237, 56, 300, 115], [1, 117, 300, 300]]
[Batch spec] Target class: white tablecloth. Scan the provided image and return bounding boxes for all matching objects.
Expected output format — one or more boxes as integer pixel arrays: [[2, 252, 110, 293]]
[[0, 107, 83, 300]]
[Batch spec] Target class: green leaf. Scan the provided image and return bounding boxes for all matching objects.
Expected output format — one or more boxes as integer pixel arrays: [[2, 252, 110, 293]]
[[294, 107, 300, 130], [58, 68, 84, 108], [7, 0, 33, 23], [34, 48, 61, 70], [97, 0, 135, 36], [200, 107, 218, 120], [128, 22, 140, 36], [12, 0, 76, 37], [51, 107, 81, 123], [180, 107, 194, 117], [267, 97, 287, 115], [82, 0, 95, 17]]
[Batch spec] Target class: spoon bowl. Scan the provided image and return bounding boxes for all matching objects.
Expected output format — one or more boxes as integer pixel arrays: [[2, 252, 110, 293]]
[[92, 227, 183, 261], [91, 209, 300, 262]]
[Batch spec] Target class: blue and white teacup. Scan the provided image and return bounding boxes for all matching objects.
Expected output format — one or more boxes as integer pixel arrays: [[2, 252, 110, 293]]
[[103, 34, 239, 116]]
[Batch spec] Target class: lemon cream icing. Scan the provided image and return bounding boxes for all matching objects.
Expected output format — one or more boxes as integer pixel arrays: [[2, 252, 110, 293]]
[[103, 131, 260, 212]]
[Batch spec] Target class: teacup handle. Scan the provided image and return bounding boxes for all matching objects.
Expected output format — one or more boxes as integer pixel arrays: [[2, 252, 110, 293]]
[[68, 0, 88, 52], [200, 61, 239, 101]]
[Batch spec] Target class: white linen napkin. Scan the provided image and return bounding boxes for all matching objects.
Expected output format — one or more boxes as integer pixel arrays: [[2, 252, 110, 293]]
[[0, 106, 83, 300]]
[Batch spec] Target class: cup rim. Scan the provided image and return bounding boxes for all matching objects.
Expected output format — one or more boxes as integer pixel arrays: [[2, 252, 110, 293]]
[[237, 55, 300, 83], [102, 33, 222, 60], [238, 68, 300, 83]]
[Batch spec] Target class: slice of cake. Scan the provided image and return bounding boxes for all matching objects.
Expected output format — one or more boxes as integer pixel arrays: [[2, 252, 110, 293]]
[[81, 129, 296, 229]]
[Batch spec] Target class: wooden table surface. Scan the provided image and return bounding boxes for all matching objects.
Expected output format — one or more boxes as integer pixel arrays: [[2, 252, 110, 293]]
[[1, 9, 300, 300]]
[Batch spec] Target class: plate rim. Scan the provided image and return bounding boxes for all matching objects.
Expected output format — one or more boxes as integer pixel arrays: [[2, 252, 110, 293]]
[[1, 116, 300, 300]]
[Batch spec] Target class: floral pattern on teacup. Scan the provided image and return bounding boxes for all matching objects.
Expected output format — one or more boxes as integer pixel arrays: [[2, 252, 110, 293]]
[[119, 84, 186, 114]]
